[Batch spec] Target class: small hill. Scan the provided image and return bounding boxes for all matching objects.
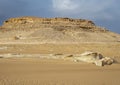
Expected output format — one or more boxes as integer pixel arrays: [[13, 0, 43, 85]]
[[0, 16, 120, 43]]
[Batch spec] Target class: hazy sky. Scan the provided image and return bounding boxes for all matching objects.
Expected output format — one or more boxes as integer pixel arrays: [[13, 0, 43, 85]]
[[0, 0, 120, 33]]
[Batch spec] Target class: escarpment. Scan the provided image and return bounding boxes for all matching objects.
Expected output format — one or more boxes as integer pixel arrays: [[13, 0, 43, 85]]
[[2, 16, 107, 32]]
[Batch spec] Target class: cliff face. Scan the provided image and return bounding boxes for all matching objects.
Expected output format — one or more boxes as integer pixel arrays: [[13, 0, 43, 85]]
[[2, 16, 107, 32], [3, 16, 95, 26]]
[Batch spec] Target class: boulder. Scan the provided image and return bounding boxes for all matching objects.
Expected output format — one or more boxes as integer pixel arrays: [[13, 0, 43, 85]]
[[74, 51, 114, 66], [94, 57, 114, 66]]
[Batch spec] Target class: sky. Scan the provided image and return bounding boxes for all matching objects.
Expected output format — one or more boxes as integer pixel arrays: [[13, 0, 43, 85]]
[[0, 0, 120, 33]]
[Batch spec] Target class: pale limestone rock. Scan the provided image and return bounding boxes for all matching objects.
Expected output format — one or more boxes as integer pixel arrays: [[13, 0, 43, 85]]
[[74, 51, 103, 63], [14, 35, 26, 40], [73, 51, 114, 66], [94, 60, 104, 66], [94, 57, 114, 66], [101, 57, 114, 65]]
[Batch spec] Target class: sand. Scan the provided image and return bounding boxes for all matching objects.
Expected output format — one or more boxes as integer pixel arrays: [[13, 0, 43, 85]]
[[0, 58, 120, 85], [0, 43, 120, 56], [0, 43, 120, 85]]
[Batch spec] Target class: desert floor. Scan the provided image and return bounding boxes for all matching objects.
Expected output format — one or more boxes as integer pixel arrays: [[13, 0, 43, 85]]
[[0, 58, 120, 85], [0, 43, 120, 85]]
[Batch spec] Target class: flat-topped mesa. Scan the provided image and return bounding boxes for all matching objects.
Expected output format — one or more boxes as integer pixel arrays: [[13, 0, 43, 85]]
[[2, 16, 108, 32], [3, 16, 95, 25], [3, 16, 95, 26]]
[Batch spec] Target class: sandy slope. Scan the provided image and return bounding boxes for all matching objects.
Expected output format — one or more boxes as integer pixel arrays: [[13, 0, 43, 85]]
[[0, 43, 120, 57], [0, 58, 120, 85]]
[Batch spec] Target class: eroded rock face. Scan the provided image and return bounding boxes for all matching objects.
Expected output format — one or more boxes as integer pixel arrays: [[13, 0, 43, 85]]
[[74, 52, 103, 63], [73, 52, 114, 66], [3, 16, 95, 26], [1, 16, 108, 32], [94, 57, 114, 66]]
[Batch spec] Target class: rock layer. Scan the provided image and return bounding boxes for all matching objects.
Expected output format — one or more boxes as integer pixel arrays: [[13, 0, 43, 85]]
[[2, 16, 107, 32]]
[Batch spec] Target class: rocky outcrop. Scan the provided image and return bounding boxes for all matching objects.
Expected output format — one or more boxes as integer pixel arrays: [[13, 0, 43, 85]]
[[2, 16, 108, 32], [94, 57, 114, 66], [70, 52, 114, 66], [3, 16, 95, 26]]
